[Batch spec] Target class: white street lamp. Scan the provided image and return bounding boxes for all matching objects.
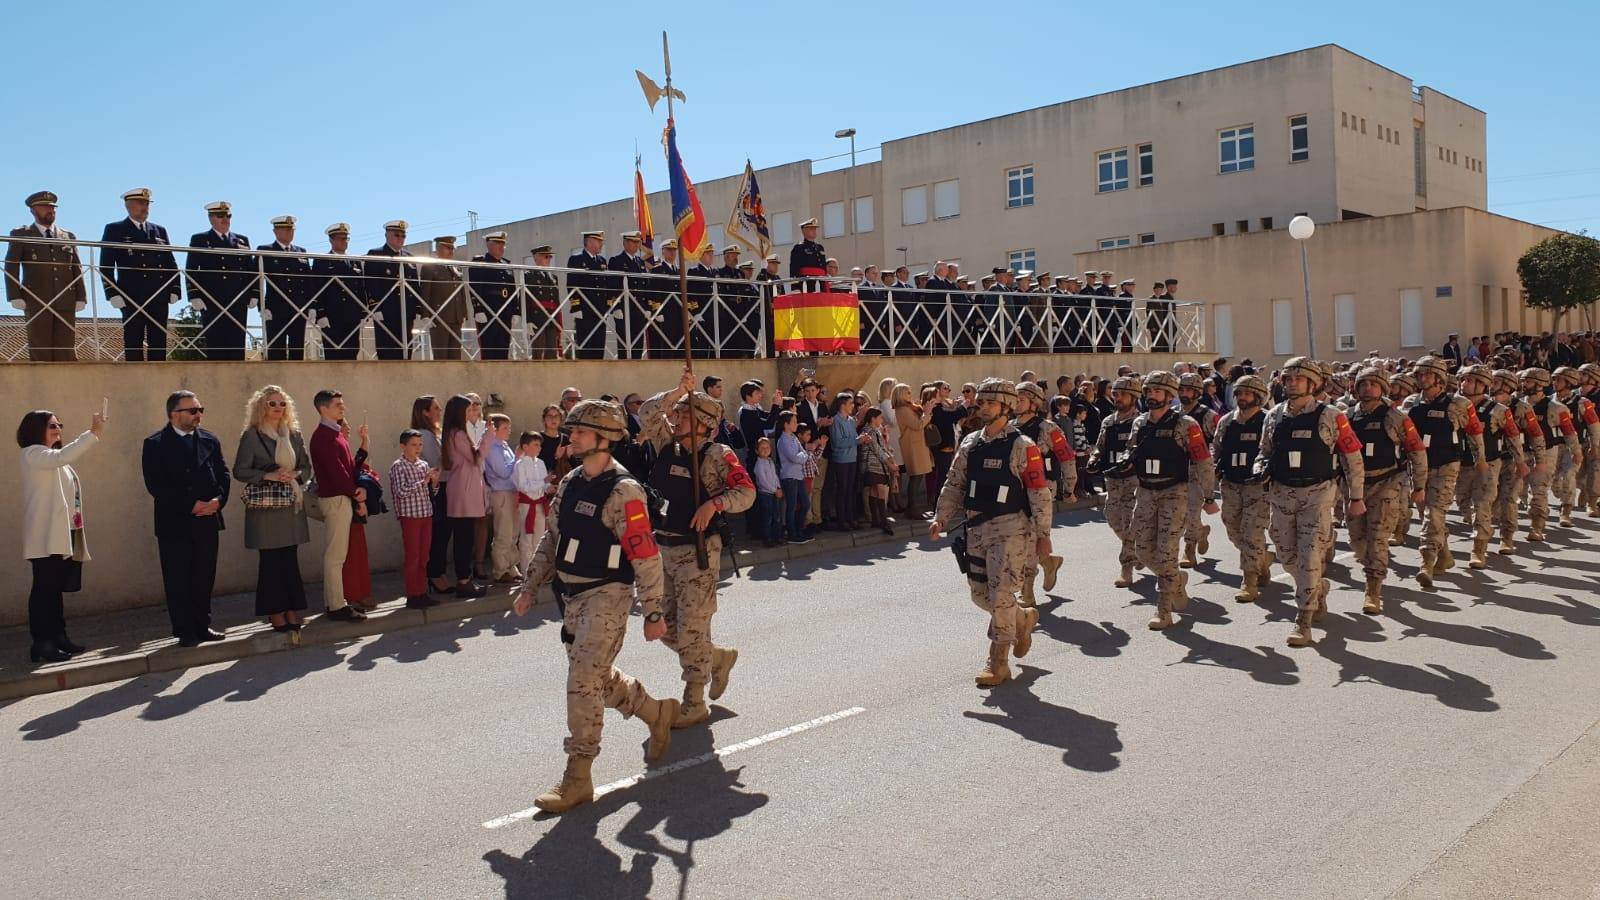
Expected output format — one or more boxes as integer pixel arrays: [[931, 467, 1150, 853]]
[[1289, 215, 1317, 358]]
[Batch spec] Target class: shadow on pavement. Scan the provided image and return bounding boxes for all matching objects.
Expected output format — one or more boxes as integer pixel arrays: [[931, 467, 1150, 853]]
[[1036, 599, 1130, 658], [1311, 630, 1499, 712], [1161, 619, 1300, 686], [963, 664, 1123, 772], [16, 669, 181, 740], [1383, 602, 1556, 661]]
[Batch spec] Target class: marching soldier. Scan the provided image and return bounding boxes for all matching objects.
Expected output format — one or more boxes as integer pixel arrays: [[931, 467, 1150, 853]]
[[1387, 371, 1421, 546], [470, 232, 517, 360], [1552, 367, 1600, 526], [513, 400, 681, 815], [929, 378, 1051, 686], [1254, 357, 1366, 646], [638, 369, 757, 727], [1211, 374, 1273, 602], [1176, 372, 1219, 569], [1110, 371, 1216, 630], [1456, 365, 1518, 567], [310, 223, 364, 361], [422, 236, 467, 360], [256, 216, 312, 361], [1581, 364, 1600, 516], [1518, 368, 1575, 542], [1492, 369, 1542, 553], [100, 187, 181, 362], [525, 244, 562, 359], [6, 190, 85, 361], [567, 230, 611, 359], [363, 220, 419, 360], [1345, 367, 1427, 614], [1088, 376, 1143, 588], [1013, 381, 1076, 606], [789, 217, 826, 286], [1402, 355, 1486, 586], [186, 201, 257, 361]]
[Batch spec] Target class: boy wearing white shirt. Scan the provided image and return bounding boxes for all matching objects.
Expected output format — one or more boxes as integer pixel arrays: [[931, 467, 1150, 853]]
[[513, 431, 550, 576]]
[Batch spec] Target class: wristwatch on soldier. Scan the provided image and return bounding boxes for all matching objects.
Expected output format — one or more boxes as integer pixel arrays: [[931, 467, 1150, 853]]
[[644, 612, 663, 623]]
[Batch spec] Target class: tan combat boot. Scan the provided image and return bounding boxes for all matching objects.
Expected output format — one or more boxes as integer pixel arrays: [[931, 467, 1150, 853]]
[[1362, 577, 1383, 615], [1588, 502, 1600, 518], [1234, 570, 1260, 603], [1311, 580, 1330, 623], [709, 647, 738, 701], [1019, 578, 1038, 608], [1498, 531, 1516, 555], [533, 755, 596, 814], [1436, 545, 1456, 572], [1469, 540, 1489, 569], [1013, 607, 1040, 658], [1114, 562, 1134, 588], [1041, 555, 1064, 592], [976, 641, 1012, 686], [1529, 511, 1547, 542], [672, 683, 708, 730], [1171, 572, 1191, 611], [1560, 504, 1574, 527], [1147, 596, 1175, 631], [1287, 609, 1315, 647], [1180, 541, 1197, 569], [1417, 551, 1435, 590], [1198, 525, 1211, 555], [1260, 550, 1276, 580]]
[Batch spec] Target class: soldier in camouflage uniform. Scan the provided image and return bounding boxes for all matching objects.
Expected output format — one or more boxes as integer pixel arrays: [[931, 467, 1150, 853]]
[[1518, 368, 1578, 542], [1455, 365, 1520, 568], [931, 378, 1053, 686], [1579, 364, 1600, 516], [1553, 366, 1600, 527], [1211, 374, 1273, 602], [1346, 367, 1428, 614], [514, 400, 681, 814], [1176, 372, 1218, 569], [1088, 376, 1143, 589], [1109, 371, 1216, 631], [1014, 380, 1077, 606], [637, 369, 757, 728], [1388, 372, 1420, 547], [1254, 357, 1367, 646], [1401, 356, 1487, 586], [1492, 370, 1541, 554]]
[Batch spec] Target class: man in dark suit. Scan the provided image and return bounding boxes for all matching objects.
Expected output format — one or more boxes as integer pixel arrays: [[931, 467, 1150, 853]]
[[1441, 333, 1463, 369], [99, 187, 180, 362], [363, 220, 418, 360], [470, 232, 517, 360], [311, 222, 364, 360], [566, 230, 611, 359], [185, 201, 257, 361], [257, 215, 312, 360], [142, 390, 230, 646]]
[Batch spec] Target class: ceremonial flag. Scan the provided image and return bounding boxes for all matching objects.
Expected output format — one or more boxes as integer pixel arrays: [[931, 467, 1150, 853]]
[[772, 290, 861, 354], [633, 155, 655, 252], [665, 116, 710, 258], [725, 160, 771, 259]]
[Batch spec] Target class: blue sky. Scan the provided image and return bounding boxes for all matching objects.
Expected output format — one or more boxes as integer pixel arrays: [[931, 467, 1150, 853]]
[[3, 0, 1596, 248]]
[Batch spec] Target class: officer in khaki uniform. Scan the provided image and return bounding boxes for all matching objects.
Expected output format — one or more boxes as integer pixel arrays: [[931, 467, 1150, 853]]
[[1013, 381, 1075, 605], [1401, 356, 1487, 585], [1088, 376, 1142, 588], [638, 369, 756, 727], [1552, 366, 1600, 526], [930, 379, 1052, 687], [1176, 372, 1218, 569], [1210, 374, 1273, 602], [1492, 369, 1542, 553], [1254, 357, 1366, 646], [1345, 367, 1428, 614], [1110, 371, 1216, 631], [514, 400, 682, 815], [5, 191, 85, 361], [422, 235, 467, 360], [1455, 365, 1519, 567]]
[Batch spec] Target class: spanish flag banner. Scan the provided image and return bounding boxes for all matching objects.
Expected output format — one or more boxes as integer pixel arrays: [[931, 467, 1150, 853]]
[[772, 291, 860, 354]]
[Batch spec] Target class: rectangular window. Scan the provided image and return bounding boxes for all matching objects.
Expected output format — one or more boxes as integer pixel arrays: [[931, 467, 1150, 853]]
[[1137, 143, 1154, 186], [901, 186, 928, 226], [1006, 248, 1036, 273], [821, 201, 845, 239], [1341, 111, 1348, 128], [933, 179, 960, 219], [1138, 233, 1155, 245], [1097, 236, 1131, 250], [1290, 114, 1309, 162], [1219, 125, 1255, 173], [772, 211, 794, 245], [1400, 288, 1425, 347], [1236, 220, 1249, 233], [1214, 303, 1234, 357], [1260, 216, 1274, 231], [853, 196, 874, 233], [1212, 223, 1225, 236], [1334, 293, 1357, 351], [1272, 298, 1294, 355], [1097, 148, 1129, 193], [1413, 125, 1426, 196], [1360, 118, 1367, 135], [1006, 166, 1034, 208]]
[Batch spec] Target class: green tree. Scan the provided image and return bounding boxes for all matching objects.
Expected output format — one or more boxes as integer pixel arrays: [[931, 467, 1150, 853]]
[[169, 304, 204, 361], [1517, 230, 1600, 332]]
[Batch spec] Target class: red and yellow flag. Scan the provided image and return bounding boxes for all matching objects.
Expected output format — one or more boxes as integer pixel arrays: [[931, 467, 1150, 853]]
[[633, 157, 655, 252], [772, 291, 860, 354]]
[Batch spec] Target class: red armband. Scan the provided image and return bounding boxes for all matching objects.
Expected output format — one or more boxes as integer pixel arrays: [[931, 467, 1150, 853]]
[[621, 499, 658, 560], [722, 450, 755, 490], [1334, 413, 1363, 455], [1462, 405, 1485, 436], [1049, 428, 1075, 462], [1583, 403, 1599, 426], [1186, 424, 1211, 461], [1502, 409, 1521, 438], [1523, 411, 1545, 439], [1022, 445, 1047, 489], [1559, 410, 1577, 436], [1400, 418, 1426, 453]]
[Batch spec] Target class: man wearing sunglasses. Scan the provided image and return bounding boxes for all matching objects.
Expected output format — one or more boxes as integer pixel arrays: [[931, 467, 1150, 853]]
[[185, 201, 257, 361], [142, 390, 231, 647]]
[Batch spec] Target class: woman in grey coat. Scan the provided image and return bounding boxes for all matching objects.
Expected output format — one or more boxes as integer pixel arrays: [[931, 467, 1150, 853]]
[[233, 385, 312, 631]]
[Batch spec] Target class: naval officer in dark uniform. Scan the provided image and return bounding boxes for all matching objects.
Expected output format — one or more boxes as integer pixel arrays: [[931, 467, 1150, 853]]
[[567, 230, 610, 359], [788, 217, 826, 289], [185, 201, 257, 361], [100, 187, 181, 362], [470, 231, 517, 360], [363, 220, 418, 360], [257, 215, 313, 360], [608, 231, 649, 359], [311, 222, 365, 360]]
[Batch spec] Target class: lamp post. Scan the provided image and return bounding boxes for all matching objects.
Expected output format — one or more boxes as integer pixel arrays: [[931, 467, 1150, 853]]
[[835, 128, 857, 239], [1289, 215, 1316, 358]]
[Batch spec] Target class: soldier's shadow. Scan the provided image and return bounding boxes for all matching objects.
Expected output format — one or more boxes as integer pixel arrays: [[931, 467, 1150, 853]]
[[482, 793, 659, 900], [963, 665, 1123, 772], [1383, 602, 1555, 661], [1160, 618, 1299, 686], [1036, 598, 1130, 658], [1311, 631, 1500, 712]]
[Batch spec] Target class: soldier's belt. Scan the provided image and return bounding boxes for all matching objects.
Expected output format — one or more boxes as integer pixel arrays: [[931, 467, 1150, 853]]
[[1363, 466, 1400, 486]]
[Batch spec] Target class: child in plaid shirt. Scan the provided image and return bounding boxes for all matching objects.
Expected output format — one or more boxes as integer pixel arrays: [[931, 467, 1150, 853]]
[[389, 429, 439, 605]]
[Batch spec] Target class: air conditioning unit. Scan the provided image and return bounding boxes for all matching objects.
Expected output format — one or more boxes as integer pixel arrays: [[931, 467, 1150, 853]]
[[1337, 334, 1357, 352]]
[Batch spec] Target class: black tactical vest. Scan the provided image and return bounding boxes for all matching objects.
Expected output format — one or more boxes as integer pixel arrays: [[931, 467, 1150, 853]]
[[1351, 403, 1400, 477], [1475, 398, 1506, 461], [648, 441, 720, 535], [963, 432, 1030, 516], [1131, 414, 1190, 490], [1217, 413, 1263, 484], [554, 471, 635, 588], [1408, 394, 1462, 469], [1268, 403, 1336, 487], [1103, 415, 1137, 480]]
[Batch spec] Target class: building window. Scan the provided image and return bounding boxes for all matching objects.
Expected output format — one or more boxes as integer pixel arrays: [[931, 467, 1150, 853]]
[[1138, 233, 1155, 245], [1413, 125, 1426, 196], [1098, 236, 1131, 250], [902, 186, 928, 226], [1214, 303, 1234, 357], [933, 179, 960, 219], [1272, 298, 1294, 355], [1341, 111, 1348, 128], [772, 210, 794, 245], [1137, 143, 1154, 186], [1097, 148, 1129, 193], [1400, 288, 1424, 347], [1006, 166, 1034, 208], [821, 201, 845, 238], [1212, 222, 1225, 236], [1260, 216, 1274, 231], [1007, 248, 1036, 273], [1219, 125, 1255, 173], [1236, 220, 1249, 233], [1335, 293, 1357, 351], [1290, 115, 1309, 162], [1360, 118, 1367, 135], [853, 196, 874, 233]]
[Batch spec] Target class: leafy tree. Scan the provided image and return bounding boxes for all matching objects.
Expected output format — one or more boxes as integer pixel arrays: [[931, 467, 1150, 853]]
[[1518, 230, 1600, 331]]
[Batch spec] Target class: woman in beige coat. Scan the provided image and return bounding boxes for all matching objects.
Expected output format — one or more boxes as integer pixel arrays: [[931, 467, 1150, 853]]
[[893, 383, 934, 517], [17, 405, 106, 663]]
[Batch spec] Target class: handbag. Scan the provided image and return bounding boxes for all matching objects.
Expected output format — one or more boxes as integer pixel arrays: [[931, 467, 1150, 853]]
[[304, 480, 324, 521], [243, 479, 295, 510]]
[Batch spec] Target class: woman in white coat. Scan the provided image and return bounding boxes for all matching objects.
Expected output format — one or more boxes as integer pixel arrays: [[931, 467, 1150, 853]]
[[18, 405, 106, 663]]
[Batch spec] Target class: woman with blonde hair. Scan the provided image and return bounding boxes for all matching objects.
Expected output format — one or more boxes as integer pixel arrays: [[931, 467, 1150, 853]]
[[233, 385, 312, 631], [876, 377, 904, 511], [893, 382, 935, 517]]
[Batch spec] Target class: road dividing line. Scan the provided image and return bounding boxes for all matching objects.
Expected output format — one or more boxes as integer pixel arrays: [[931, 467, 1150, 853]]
[[483, 706, 867, 829]]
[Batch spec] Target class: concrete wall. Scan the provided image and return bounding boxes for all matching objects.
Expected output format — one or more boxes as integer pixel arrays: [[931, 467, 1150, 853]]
[[1419, 87, 1489, 212]]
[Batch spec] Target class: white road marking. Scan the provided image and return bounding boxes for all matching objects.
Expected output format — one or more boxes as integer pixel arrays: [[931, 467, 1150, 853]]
[[482, 706, 867, 829]]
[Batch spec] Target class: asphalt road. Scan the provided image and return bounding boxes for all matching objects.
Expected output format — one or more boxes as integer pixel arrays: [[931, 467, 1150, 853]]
[[4, 507, 1600, 899]]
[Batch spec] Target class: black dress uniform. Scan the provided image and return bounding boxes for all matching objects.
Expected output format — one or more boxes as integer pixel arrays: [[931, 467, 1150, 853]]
[[789, 239, 827, 281], [713, 263, 757, 357], [525, 264, 562, 360], [469, 253, 518, 360], [100, 216, 180, 362], [566, 248, 611, 359], [363, 244, 418, 360], [311, 253, 364, 361], [608, 251, 649, 359], [686, 261, 715, 357], [186, 228, 257, 361], [257, 239, 312, 360], [645, 257, 681, 356], [857, 278, 887, 354]]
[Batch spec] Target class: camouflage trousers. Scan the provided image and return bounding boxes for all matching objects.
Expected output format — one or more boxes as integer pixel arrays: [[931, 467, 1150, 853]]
[[1020, 484, 1057, 582], [1525, 447, 1556, 530], [561, 581, 650, 759], [1133, 483, 1188, 597], [1104, 476, 1138, 566], [1580, 453, 1599, 508], [1553, 446, 1581, 509], [1494, 455, 1525, 537], [1392, 469, 1414, 541], [660, 534, 723, 685], [1348, 473, 1405, 580], [1456, 459, 1502, 544], [1419, 463, 1461, 559], [1219, 480, 1270, 576], [1267, 480, 1336, 612], [962, 511, 1026, 645], [1184, 467, 1211, 544]]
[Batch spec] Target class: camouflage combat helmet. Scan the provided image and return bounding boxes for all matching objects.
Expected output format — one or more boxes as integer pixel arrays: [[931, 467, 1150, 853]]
[[674, 391, 724, 430], [1142, 370, 1181, 395], [1231, 373, 1269, 401], [1354, 366, 1390, 393], [1281, 356, 1328, 388], [561, 399, 628, 442], [974, 377, 1019, 411], [1519, 367, 1553, 391], [1110, 375, 1143, 398]]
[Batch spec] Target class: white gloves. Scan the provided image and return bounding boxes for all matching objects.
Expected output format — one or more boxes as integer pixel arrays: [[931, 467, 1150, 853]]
[[317, 317, 331, 329], [9, 297, 23, 310], [190, 298, 206, 311], [75, 300, 86, 311], [475, 311, 488, 323], [108, 295, 127, 310], [261, 310, 273, 322]]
